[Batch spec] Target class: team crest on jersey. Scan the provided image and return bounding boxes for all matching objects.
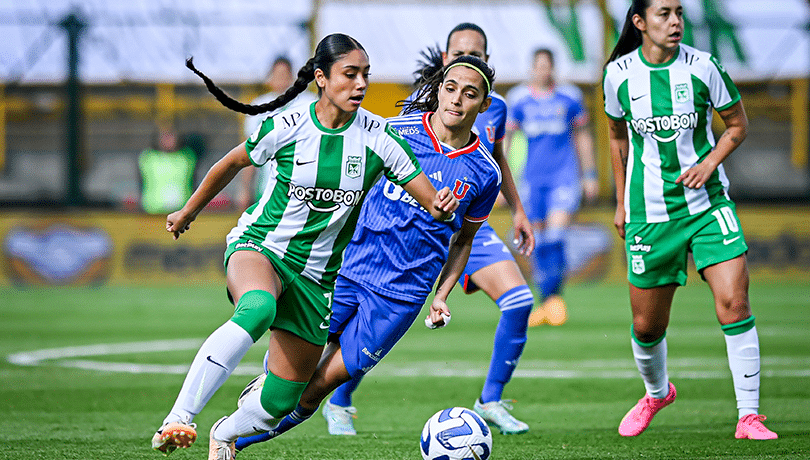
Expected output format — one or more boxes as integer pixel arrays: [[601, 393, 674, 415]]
[[485, 125, 496, 144], [345, 156, 362, 178], [631, 255, 645, 274], [674, 83, 690, 103], [452, 179, 471, 199]]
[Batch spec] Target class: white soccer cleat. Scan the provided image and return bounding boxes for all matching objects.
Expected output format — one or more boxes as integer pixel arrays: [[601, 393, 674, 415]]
[[208, 417, 236, 460], [237, 373, 266, 408], [322, 401, 358, 435], [473, 399, 529, 435]]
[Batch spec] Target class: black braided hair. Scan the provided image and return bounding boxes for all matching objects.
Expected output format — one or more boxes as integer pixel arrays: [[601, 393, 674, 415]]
[[186, 33, 366, 115], [398, 54, 494, 115]]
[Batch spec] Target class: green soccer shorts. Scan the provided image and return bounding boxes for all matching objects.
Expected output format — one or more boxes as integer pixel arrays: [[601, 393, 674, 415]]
[[625, 202, 748, 289], [224, 238, 332, 346]]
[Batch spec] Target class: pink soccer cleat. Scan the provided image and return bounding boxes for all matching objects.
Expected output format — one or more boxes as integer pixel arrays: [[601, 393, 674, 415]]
[[618, 382, 676, 436], [735, 414, 778, 440]]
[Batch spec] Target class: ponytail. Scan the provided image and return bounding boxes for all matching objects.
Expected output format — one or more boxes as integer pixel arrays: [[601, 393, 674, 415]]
[[185, 57, 314, 115], [605, 0, 649, 67], [187, 33, 366, 116]]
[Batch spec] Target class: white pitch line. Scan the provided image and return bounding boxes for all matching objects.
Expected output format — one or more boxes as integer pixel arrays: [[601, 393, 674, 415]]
[[6, 339, 810, 379]]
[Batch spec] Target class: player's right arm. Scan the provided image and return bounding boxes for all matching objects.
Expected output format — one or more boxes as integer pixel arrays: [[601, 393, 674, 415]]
[[607, 118, 629, 239], [167, 142, 252, 239], [427, 219, 484, 326]]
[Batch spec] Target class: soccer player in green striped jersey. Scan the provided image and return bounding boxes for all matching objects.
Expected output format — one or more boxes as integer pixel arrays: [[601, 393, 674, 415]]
[[603, 0, 777, 440], [150, 34, 458, 459]]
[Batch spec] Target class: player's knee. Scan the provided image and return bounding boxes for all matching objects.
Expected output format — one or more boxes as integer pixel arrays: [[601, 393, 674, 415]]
[[631, 322, 666, 345], [260, 372, 307, 418], [231, 290, 277, 342]]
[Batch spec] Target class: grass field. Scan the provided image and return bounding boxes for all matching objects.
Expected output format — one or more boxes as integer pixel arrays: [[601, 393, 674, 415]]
[[1, 280, 808, 459]]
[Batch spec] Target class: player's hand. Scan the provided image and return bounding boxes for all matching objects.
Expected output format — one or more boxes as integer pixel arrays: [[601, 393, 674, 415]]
[[166, 210, 195, 240], [434, 186, 459, 221], [512, 210, 534, 256], [425, 297, 451, 329], [613, 205, 626, 240], [676, 161, 716, 189]]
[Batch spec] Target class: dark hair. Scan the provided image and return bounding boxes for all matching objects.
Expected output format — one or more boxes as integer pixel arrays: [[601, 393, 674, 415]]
[[606, 0, 650, 66], [446, 22, 488, 54], [271, 55, 292, 71], [398, 54, 495, 115], [186, 33, 366, 115], [533, 48, 555, 67]]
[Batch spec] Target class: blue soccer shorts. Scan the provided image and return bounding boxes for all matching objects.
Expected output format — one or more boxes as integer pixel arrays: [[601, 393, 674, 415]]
[[525, 179, 581, 222], [330, 275, 424, 378]]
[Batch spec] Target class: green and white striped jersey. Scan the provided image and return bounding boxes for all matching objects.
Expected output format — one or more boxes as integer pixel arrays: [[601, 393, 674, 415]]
[[226, 101, 422, 287], [603, 44, 741, 223]]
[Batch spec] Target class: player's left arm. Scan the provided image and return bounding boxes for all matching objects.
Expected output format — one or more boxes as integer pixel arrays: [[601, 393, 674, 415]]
[[427, 219, 484, 327], [676, 100, 748, 189], [491, 140, 534, 255], [574, 122, 598, 203]]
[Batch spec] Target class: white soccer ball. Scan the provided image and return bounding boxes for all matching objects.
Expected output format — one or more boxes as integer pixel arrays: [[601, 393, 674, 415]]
[[420, 407, 492, 460]]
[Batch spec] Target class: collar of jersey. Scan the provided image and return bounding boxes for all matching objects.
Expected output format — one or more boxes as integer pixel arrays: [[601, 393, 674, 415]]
[[637, 45, 681, 69], [309, 101, 358, 134], [421, 112, 480, 159]]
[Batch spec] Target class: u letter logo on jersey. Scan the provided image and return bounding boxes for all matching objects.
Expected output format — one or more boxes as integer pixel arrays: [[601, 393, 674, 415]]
[[452, 180, 471, 199]]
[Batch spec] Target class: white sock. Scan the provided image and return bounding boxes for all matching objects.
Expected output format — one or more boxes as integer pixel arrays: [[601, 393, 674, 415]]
[[724, 326, 760, 418], [213, 390, 280, 442], [163, 321, 254, 425], [631, 337, 669, 399]]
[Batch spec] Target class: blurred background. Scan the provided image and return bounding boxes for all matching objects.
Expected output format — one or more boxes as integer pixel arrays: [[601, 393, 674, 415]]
[[0, 0, 808, 288]]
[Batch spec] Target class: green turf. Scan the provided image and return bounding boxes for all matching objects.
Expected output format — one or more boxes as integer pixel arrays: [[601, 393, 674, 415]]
[[1, 281, 808, 459]]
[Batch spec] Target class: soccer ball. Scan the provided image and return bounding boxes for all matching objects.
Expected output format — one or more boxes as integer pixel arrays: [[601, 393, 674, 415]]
[[420, 407, 492, 460]]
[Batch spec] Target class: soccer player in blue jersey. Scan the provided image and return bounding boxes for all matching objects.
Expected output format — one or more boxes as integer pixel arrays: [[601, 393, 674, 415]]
[[506, 48, 598, 327], [320, 23, 537, 436], [231, 54, 503, 452]]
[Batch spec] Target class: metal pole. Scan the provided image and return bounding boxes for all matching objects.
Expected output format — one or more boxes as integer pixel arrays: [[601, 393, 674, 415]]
[[58, 12, 86, 206]]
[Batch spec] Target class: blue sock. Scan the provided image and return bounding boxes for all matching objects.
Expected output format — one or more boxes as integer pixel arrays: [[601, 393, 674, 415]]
[[234, 404, 316, 451], [480, 286, 533, 403], [329, 373, 364, 407]]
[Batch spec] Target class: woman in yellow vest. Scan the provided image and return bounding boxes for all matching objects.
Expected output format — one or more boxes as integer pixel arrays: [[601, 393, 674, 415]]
[[138, 125, 197, 214]]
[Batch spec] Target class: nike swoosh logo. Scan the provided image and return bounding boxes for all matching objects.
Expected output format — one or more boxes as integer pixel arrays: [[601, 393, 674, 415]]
[[295, 159, 316, 166], [723, 236, 741, 245], [631, 94, 647, 101], [206, 355, 228, 370], [744, 370, 760, 378], [319, 321, 330, 330]]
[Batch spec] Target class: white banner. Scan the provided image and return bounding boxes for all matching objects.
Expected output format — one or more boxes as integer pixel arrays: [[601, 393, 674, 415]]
[[0, 0, 313, 83]]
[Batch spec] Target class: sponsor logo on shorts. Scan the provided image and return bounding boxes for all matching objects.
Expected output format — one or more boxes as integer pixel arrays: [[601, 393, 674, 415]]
[[631, 254, 646, 274], [629, 235, 652, 253], [361, 347, 383, 363], [235, 240, 263, 252], [723, 236, 741, 245]]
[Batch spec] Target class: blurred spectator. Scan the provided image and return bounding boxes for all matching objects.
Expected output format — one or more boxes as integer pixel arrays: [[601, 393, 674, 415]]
[[237, 56, 316, 210], [137, 124, 197, 214]]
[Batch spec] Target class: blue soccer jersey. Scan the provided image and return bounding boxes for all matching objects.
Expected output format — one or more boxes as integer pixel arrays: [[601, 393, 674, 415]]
[[506, 85, 587, 187], [471, 92, 507, 155], [339, 112, 502, 303]]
